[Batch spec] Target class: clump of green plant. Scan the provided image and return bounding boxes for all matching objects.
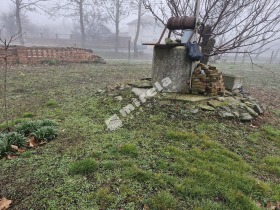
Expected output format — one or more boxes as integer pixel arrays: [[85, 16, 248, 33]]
[[41, 59, 59, 66], [94, 187, 115, 209], [16, 121, 41, 136], [263, 126, 280, 142], [119, 143, 138, 157], [22, 112, 35, 118], [247, 132, 260, 143], [272, 109, 280, 117], [46, 99, 57, 107], [32, 126, 58, 141], [69, 159, 98, 175], [145, 191, 178, 210], [0, 132, 26, 157], [262, 156, 280, 176], [16, 119, 58, 136]]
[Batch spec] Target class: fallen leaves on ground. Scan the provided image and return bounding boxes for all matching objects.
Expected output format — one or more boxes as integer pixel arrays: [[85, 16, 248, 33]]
[[143, 204, 150, 210], [0, 197, 12, 210], [5, 155, 17, 160], [265, 201, 280, 210], [27, 137, 46, 148]]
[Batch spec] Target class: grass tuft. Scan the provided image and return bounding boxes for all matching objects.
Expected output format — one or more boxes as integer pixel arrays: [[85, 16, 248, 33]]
[[69, 159, 98, 175], [146, 191, 178, 210], [22, 112, 35, 118], [119, 143, 138, 156], [46, 99, 57, 107], [94, 187, 115, 209], [263, 126, 280, 143], [261, 156, 280, 176]]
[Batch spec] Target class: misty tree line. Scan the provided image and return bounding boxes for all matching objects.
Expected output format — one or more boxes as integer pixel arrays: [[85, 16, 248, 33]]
[[0, 0, 143, 53], [1, 0, 280, 60]]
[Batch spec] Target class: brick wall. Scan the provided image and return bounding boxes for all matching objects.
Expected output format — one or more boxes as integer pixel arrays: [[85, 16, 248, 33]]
[[0, 46, 99, 65]]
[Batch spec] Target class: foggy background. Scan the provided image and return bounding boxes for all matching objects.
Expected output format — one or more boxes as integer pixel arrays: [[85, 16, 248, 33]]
[[0, 0, 279, 63]]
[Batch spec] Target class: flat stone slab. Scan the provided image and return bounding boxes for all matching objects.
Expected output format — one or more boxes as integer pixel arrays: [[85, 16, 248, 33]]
[[131, 88, 148, 97], [240, 113, 253, 121], [199, 105, 215, 111], [128, 80, 152, 88], [163, 93, 214, 103], [223, 74, 244, 90]]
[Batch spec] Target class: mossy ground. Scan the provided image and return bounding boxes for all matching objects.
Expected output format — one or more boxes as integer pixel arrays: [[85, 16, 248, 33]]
[[0, 61, 279, 209]]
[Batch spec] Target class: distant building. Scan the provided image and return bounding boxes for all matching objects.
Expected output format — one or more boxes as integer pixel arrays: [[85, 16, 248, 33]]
[[127, 16, 164, 45]]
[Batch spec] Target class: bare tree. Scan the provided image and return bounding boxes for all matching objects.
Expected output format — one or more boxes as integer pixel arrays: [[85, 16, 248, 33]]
[[101, 0, 130, 52], [10, 0, 48, 45], [130, 0, 146, 56], [0, 28, 21, 130], [0, 9, 38, 38], [83, 4, 109, 41], [144, 0, 280, 64], [50, 0, 90, 48]]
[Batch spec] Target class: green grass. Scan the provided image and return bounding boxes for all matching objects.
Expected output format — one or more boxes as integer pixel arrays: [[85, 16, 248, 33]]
[[69, 159, 98, 175], [145, 191, 178, 210], [119, 143, 138, 156], [0, 62, 279, 209], [0, 132, 26, 157], [273, 109, 280, 117], [263, 126, 280, 143], [261, 156, 280, 176], [46, 99, 57, 107], [22, 112, 35, 118]]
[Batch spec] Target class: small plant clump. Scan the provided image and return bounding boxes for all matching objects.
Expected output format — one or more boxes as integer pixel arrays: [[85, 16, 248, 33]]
[[32, 126, 58, 141], [0, 119, 58, 158], [69, 159, 98, 175], [46, 100, 57, 107], [0, 132, 26, 157], [16, 119, 58, 136], [22, 112, 35, 118], [41, 59, 59, 66]]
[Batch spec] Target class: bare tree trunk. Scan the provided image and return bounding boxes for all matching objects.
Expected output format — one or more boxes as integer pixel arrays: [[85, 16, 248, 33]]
[[79, 0, 86, 48], [134, 0, 142, 57], [115, 0, 120, 53], [15, 0, 24, 45], [200, 25, 215, 64], [3, 54, 9, 129]]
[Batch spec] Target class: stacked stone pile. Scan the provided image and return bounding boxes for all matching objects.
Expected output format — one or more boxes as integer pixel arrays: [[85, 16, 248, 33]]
[[191, 63, 225, 96]]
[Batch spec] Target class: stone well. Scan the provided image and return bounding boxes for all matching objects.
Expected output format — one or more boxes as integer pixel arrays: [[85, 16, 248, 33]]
[[152, 45, 192, 93]]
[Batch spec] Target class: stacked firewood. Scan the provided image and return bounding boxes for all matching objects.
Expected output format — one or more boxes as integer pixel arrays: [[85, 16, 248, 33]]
[[191, 64, 225, 96]]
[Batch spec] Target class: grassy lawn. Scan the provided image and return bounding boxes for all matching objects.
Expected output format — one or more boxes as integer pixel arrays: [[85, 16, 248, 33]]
[[0, 61, 280, 209]]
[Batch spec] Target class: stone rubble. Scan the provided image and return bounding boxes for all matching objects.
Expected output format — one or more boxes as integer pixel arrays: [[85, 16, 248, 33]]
[[126, 73, 263, 123], [191, 64, 225, 96]]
